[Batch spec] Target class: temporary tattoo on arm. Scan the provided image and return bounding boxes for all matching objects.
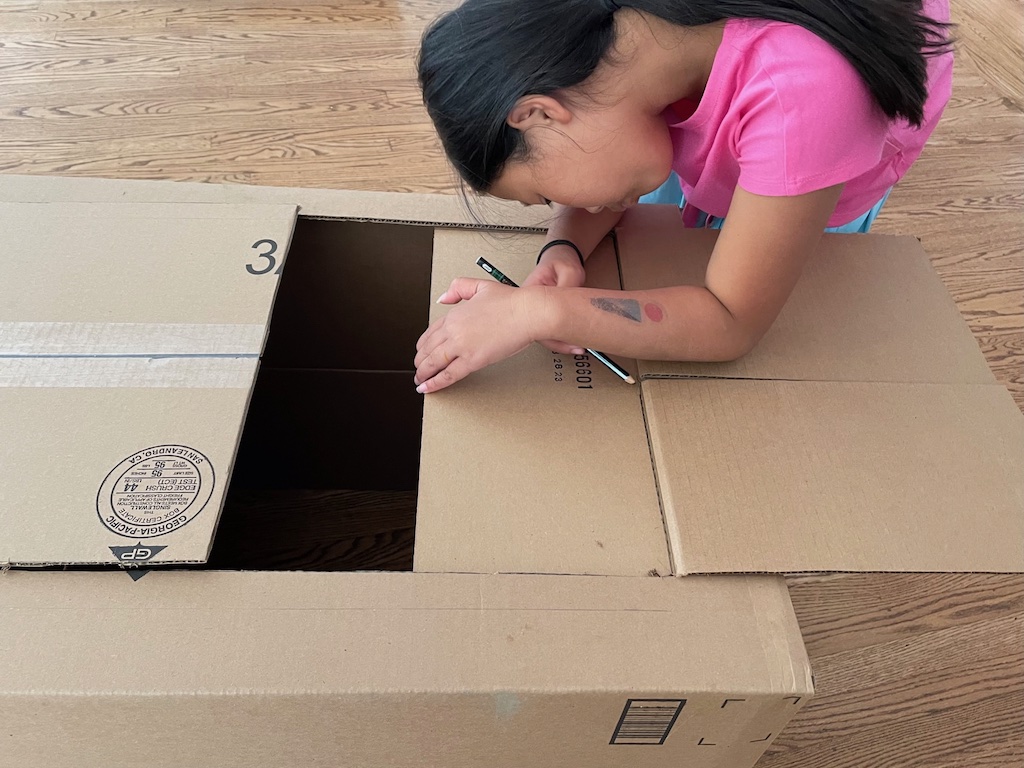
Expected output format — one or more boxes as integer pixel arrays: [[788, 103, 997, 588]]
[[591, 297, 643, 322], [644, 303, 665, 322]]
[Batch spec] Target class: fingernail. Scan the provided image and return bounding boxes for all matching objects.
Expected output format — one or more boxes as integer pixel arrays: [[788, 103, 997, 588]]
[[413, 377, 420, 385], [435, 293, 446, 303], [572, 347, 585, 354], [416, 384, 427, 394]]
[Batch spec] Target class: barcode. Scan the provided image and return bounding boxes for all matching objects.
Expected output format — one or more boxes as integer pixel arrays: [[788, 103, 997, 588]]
[[609, 698, 686, 745]]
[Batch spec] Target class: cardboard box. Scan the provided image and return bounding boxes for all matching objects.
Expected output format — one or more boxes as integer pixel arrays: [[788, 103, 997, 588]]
[[417, 207, 1023, 576], [1, 175, 1021, 768]]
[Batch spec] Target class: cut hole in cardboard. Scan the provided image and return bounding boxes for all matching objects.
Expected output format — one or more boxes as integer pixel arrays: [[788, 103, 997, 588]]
[[206, 218, 433, 572]]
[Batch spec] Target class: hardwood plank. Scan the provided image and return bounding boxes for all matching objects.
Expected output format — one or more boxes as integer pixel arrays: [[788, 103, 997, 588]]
[[951, 0, 1024, 108], [764, 613, 1024, 767], [785, 573, 1024, 658], [0, 98, 423, 129], [6, 3, 170, 32], [206, 489, 416, 572]]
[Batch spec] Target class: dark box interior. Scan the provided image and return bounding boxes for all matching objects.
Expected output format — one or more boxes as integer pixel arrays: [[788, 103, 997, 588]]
[[206, 218, 434, 572]]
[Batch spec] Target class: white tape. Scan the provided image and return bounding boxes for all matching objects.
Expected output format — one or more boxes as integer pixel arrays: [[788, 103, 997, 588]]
[[0, 357, 258, 388], [0, 322, 266, 357]]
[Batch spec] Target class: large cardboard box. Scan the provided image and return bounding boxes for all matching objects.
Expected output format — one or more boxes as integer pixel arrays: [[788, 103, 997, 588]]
[[1, 175, 1021, 768]]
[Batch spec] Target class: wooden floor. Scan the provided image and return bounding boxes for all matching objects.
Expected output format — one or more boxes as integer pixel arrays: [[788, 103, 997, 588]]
[[2, 2, 1021, 766]]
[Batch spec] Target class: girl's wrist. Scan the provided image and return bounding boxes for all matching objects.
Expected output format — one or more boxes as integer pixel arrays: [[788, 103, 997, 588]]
[[517, 285, 565, 342], [538, 240, 586, 268]]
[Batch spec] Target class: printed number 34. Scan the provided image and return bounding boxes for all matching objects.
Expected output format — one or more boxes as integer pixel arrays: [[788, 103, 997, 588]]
[[247, 239, 282, 275]]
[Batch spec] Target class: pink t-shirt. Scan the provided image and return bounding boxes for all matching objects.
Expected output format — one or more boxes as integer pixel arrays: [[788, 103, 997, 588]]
[[668, 0, 953, 227]]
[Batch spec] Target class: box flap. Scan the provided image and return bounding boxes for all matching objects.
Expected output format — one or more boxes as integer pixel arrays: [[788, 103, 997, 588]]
[[415, 231, 670, 577], [643, 378, 1024, 574], [0, 201, 296, 350], [2, 570, 810, 767], [617, 205, 995, 384], [0, 200, 298, 566], [0, 570, 810, 698], [0, 360, 257, 565]]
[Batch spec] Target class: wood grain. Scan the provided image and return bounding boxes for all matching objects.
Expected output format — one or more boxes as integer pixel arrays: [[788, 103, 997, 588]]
[[1, 1, 1021, 766], [206, 489, 416, 572], [767, 573, 1024, 768]]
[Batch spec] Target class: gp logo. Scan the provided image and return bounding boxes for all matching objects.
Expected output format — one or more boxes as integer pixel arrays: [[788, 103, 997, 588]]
[[109, 543, 167, 563]]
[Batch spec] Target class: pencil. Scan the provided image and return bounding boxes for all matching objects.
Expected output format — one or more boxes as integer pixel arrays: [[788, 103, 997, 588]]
[[475, 256, 636, 385]]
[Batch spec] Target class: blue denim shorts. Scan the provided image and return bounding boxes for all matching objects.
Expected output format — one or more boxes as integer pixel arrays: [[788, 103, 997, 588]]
[[638, 171, 892, 234]]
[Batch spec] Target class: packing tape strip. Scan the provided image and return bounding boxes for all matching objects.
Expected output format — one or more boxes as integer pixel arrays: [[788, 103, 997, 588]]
[[0, 322, 267, 357], [0, 356, 258, 388]]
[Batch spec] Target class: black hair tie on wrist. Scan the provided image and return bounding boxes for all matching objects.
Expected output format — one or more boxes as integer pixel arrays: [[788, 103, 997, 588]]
[[537, 239, 586, 268]]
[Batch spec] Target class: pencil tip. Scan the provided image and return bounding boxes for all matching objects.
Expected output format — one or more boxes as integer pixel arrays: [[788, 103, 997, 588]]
[[625, 376, 637, 385]]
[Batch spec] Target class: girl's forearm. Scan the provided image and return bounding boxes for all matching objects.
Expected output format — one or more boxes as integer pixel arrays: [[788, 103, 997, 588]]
[[527, 284, 754, 363]]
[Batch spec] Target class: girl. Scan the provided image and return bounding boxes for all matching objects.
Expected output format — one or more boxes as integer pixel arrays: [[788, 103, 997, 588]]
[[413, 0, 953, 393]]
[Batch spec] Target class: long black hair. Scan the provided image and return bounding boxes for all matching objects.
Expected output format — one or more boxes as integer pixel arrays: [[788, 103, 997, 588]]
[[418, 0, 952, 192]]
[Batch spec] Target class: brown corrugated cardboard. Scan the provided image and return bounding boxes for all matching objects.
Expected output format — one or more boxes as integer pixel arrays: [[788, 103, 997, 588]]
[[414, 204, 1022, 577], [0, 202, 296, 334], [5, 171, 1021, 767], [0, 199, 298, 566], [2, 570, 810, 768], [617, 205, 997, 384], [0, 174, 811, 768], [643, 378, 1024, 574], [0, 376, 256, 565], [0, 172, 548, 229], [612, 206, 1024, 575], [415, 230, 669, 577]]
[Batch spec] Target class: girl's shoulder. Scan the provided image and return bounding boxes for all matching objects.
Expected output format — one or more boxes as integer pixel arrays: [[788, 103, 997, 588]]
[[715, 17, 872, 124], [723, 17, 860, 86]]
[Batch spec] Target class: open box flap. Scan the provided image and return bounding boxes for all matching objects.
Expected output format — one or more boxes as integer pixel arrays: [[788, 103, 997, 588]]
[[0, 360, 258, 565], [415, 230, 669, 577], [616, 205, 995, 385], [643, 378, 1024, 574], [0, 201, 296, 352], [0, 200, 297, 566], [615, 207, 1023, 574]]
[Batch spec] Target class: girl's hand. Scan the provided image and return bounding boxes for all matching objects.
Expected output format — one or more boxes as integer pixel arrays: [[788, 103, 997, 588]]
[[414, 278, 554, 394], [521, 245, 587, 355]]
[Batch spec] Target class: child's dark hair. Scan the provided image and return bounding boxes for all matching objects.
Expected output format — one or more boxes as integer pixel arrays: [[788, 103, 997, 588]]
[[418, 0, 952, 193]]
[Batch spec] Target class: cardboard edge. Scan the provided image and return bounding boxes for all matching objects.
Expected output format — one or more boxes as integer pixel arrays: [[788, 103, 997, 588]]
[[0, 174, 551, 231], [637, 380, 688, 576], [259, 207, 301, 356], [754, 577, 815, 697], [619, 227, 680, 576], [198, 358, 268, 566], [0, 570, 814, 697]]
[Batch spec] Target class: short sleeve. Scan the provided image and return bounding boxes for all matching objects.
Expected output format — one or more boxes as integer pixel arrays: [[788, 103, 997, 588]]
[[733, 27, 892, 197]]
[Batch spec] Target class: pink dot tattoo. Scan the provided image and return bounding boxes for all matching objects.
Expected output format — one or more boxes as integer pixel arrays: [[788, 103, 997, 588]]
[[644, 303, 664, 322]]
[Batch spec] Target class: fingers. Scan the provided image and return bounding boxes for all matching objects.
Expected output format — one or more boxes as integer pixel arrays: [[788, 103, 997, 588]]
[[414, 339, 454, 387], [415, 331, 480, 393], [415, 317, 444, 356], [416, 356, 474, 394]]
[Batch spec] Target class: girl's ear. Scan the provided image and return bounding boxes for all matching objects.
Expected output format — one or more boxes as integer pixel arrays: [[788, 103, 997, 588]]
[[507, 95, 573, 131]]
